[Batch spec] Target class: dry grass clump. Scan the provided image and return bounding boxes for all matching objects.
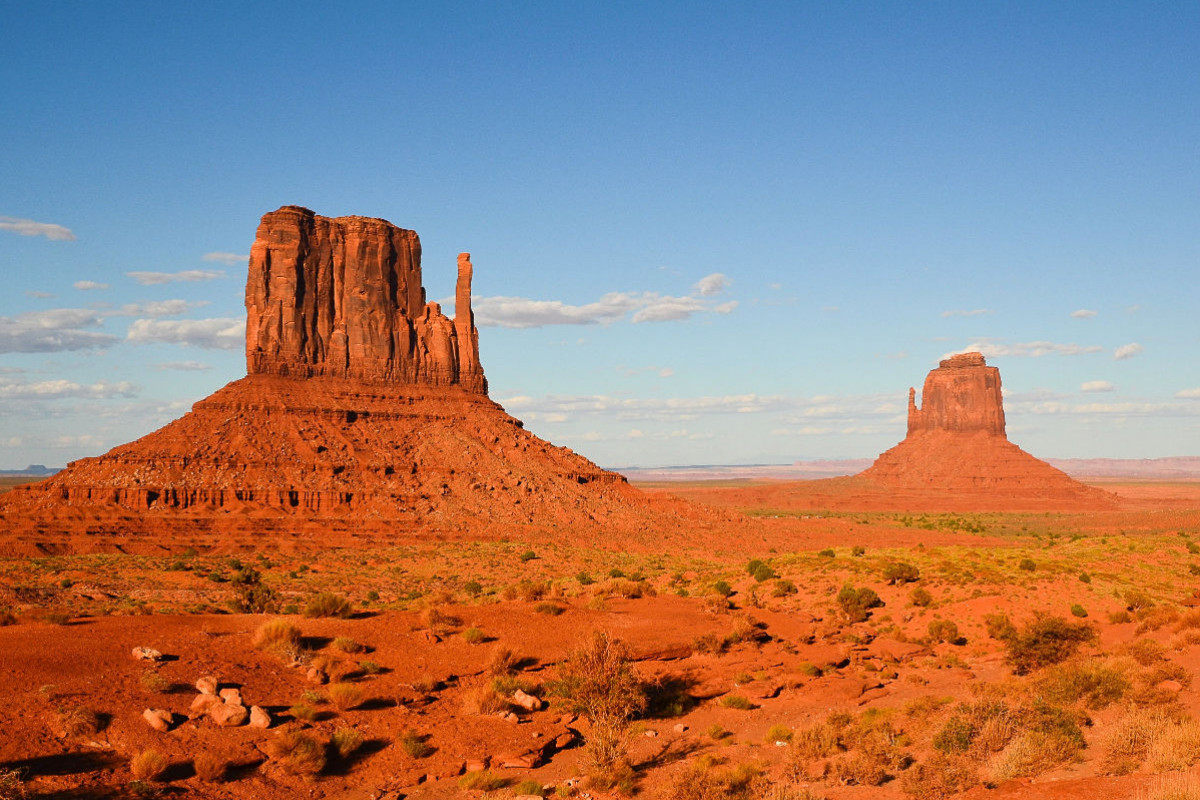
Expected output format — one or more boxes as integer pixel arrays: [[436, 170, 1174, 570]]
[[462, 682, 510, 715], [265, 730, 326, 776], [0, 769, 27, 800], [253, 618, 303, 660], [995, 615, 1096, 675], [326, 682, 365, 711], [1102, 707, 1175, 775], [1139, 774, 1200, 800], [330, 727, 364, 759], [0, 608, 16, 627], [462, 626, 485, 644], [785, 710, 909, 786], [663, 756, 764, 800], [129, 749, 169, 781], [458, 769, 507, 790], [311, 653, 356, 682], [486, 645, 521, 677], [330, 636, 363, 654], [420, 605, 459, 634], [1036, 658, 1130, 710], [303, 592, 352, 619], [57, 706, 102, 737], [898, 753, 977, 800], [1147, 719, 1200, 772], [193, 752, 227, 783], [398, 729, 433, 758], [557, 631, 646, 772]]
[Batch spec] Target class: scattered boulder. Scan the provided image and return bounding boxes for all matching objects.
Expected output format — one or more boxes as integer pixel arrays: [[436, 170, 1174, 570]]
[[496, 749, 540, 769], [306, 666, 328, 685], [249, 705, 271, 729], [465, 758, 488, 772], [190, 693, 222, 716], [512, 689, 543, 711], [208, 702, 248, 727], [132, 646, 163, 661], [195, 675, 218, 695], [142, 708, 172, 732], [219, 687, 243, 706]]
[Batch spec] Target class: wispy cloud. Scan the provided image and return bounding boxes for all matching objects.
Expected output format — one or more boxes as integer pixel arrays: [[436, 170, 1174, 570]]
[[1080, 380, 1115, 393], [1070, 309, 1098, 319], [949, 340, 1103, 358], [73, 280, 109, 291], [25, 291, 55, 299], [941, 308, 993, 318], [474, 282, 738, 329], [202, 252, 248, 265], [1114, 342, 1143, 360], [125, 317, 245, 349], [126, 269, 225, 285], [0, 376, 136, 400], [1176, 388, 1200, 399], [0, 216, 75, 241], [0, 309, 117, 353], [151, 361, 212, 371], [111, 300, 208, 318]]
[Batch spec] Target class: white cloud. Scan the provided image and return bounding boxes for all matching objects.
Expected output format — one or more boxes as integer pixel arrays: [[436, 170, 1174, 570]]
[[693, 273, 730, 296], [202, 252, 248, 265], [50, 434, 104, 449], [0, 216, 75, 241], [73, 280, 109, 291], [950, 340, 1104, 359], [151, 361, 212, 371], [126, 269, 225, 285], [113, 300, 207, 318], [1176, 388, 1200, 399], [475, 288, 737, 328], [941, 309, 993, 318], [1070, 309, 1098, 319], [0, 308, 117, 353], [1114, 342, 1143, 360], [126, 318, 245, 349], [0, 377, 136, 400], [25, 291, 55, 299], [1081, 380, 1115, 393]]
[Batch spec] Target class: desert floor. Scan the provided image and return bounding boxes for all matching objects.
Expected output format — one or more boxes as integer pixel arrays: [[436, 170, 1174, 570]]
[[2, 479, 1200, 800]]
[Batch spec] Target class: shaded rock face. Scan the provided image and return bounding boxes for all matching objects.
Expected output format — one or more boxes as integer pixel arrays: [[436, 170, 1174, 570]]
[[245, 206, 486, 393], [907, 352, 1005, 436]]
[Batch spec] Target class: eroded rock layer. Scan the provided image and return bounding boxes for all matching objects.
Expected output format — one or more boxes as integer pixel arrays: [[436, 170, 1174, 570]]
[[246, 206, 486, 392]]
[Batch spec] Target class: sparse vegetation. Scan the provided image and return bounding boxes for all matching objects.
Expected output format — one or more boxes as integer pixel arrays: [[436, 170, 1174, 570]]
[[304, 592, 353, 619], [331, 727, 365, 758], [837, 585, 882, 622], [265, 730, 326, 776], [556, 630, 646, 772], [193, 752, 227, 782], [129, 750, 168, 782], [327, 682, 365, 710], [398, 729, 432, 758]]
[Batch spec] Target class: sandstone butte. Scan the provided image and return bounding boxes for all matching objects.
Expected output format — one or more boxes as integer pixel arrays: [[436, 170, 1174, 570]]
[[854, 352, 1117, 509], [0, 206, 693, 553]]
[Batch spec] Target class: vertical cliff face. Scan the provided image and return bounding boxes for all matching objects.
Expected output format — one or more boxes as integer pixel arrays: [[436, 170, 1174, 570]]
[[907, 352, 1005, 436], [245, 205, 487, 393]]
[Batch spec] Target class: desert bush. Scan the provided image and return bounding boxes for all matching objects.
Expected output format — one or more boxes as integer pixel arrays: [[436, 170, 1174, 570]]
[[289, 702, 318, 722], [331, 636, 363, 654], [1142, 774, 1200, 800], [57, 706, 102, 737], [0, 608, 17, 626], [512, 778, 545, 796], [1037, 659, 1130, 709], [928, 619, 960, 644], [1109, 609, 1134, 624], [1125, 589, 1155, 612], [266, 730, 326, 776], [576, 570, 595, 586], [486, 645, 521, 676], [304, 592, 352, 619], [751, 562, 777, 582], [0, 768, 26, 800], [229, 568, 278, 613], [766, 724, 794, 743], [1138, 605, 1181, 633], [330, 727, 364, 758], [1148, 719, 1200, 772], [458, 769, 506, 790], [772, 579, 797, 597], [1070, 603, 1088, 618], [326, 682, 364, 711], [1004, 616, 1096, 675], [899, 753, 977, 799], [818, 548, 835, 558], [398, 729, 432, 758], [986, 727, 1083, 782], [1018, 558, 1036, 572], [720, 694, 753, 710], [519, 549, 537, 562], [883, 562, 920, 584], [130, 750, 168, 782], [139, 669, 171, 693], [420, 605, 459, 634], [1124, 637, 1166, 666], [556, 631, 646, 771], [711, 580, 733, 598], [984, 613, 1017, 641], [253, 618, 303, 659], [462, 682, 509, 715], [663, 757, 764, 800], [462, 626, 485, 644], [1103, 707, 1174, 775], [193, 752, 226, 782], [837, 585, 882, 623], [507, 579, 549, 602], [534, 601, 565, 615], [910, 587, 933, 607]]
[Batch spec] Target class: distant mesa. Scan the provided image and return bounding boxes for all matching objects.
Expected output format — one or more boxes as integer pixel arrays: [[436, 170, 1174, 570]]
[[856, 352, 1117, 509], [0, 207, 665, 552]]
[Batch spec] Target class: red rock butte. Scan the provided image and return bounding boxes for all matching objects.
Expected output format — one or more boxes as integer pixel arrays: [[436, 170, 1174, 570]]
[[0, 207, 684, 553], [855, 352, 1116, 509]]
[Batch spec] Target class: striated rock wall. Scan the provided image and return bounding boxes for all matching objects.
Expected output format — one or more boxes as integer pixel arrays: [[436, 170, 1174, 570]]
[[907, 352, 1005, 436], [245, 206, 487, 393]]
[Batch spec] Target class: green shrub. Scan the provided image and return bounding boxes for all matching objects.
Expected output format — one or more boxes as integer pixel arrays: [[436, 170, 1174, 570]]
[[1018, 558, 1036, 572], [751, 562, 777, 582], [331, 637, 363, 653], [555, 631, 646, 771], [984, 612, 1017, 641], [1004, 616, 1096, 675], [711, 580, 733, 598], [1070, 604, 1088, 618], [512, 779, 545, 796], [576, 571, 595, 586], [304, 592, 352, 619], [459, 770, 506, 790], [519, 550, 537, 562], [818, 548, 836, 558], [331, 727, 364, 758], [720, 694, 754, 710], [765, 724, 793, 743], [398, 729, 432, 758], [462, 626, 485, 644], [463, 580, 483, 597], [837, 585, 882, 623], [883, 562, 920, 585], [1078, 572, 1091, 583], [910, 587, 933, 607], [928, 619, 960, 644], [772, 579, 797, 597], [1123, 589, 1154, 612], [852, 545, 866, 557], [534, 601, 565, 616]]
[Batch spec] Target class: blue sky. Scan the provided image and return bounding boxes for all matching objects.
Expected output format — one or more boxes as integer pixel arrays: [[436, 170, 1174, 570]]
[[2, 2, 1198, 469]]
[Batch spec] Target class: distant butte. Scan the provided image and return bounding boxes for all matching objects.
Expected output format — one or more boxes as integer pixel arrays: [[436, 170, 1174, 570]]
[[854, 352, 1117, 509], [0, 207, 684, 553]]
